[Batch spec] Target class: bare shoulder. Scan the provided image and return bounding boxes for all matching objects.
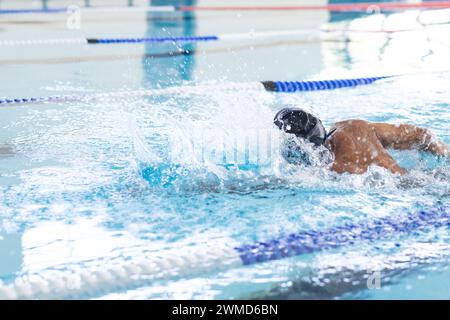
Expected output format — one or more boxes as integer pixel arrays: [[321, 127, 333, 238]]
[[327, 119, 378, 154], [332, 119, 371, 129], [329, 119, 374, 138], [326, 126, 356, 151]]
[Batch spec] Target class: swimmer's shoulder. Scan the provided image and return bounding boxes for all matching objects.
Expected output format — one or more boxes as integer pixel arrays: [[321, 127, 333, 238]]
[[331, 119, 371, 130], [327, 119, 372, 148], [329, 119, 375, 137], [325, 126, 355, 150]]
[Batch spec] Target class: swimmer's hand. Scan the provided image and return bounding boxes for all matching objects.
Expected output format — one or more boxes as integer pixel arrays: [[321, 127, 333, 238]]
[[433, 141, 450, 159]]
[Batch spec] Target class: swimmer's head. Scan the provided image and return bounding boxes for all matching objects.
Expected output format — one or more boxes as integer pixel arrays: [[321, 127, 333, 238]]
[[273, 107, 326, 146]]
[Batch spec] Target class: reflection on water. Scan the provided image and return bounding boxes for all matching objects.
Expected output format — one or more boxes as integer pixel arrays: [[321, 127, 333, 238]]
[[143, 0, 197, 88], [321, 2, 450, 73], [0, 232, 22, 281], [329, 0, 385, 22], [0, 145, 14, 157]]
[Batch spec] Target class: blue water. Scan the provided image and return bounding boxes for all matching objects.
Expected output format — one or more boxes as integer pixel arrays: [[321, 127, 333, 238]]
[[0, 0, 450, 299]]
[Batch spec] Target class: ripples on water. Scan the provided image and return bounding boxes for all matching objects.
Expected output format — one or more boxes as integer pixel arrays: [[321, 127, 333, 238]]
[[0, 73, 449, 299]]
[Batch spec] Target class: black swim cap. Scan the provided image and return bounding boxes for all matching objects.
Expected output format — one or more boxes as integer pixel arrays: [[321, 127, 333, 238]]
[[274, 107, 326, 145]]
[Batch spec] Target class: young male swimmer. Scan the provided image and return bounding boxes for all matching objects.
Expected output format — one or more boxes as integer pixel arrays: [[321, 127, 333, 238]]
[[274, 108, 450, 175]]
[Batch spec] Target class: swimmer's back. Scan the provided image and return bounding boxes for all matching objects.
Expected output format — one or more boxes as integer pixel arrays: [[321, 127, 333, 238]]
[[326, 120, 406, 175]]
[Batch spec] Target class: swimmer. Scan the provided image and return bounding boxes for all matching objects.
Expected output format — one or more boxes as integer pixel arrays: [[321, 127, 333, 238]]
[[274, 108, 450, 175]]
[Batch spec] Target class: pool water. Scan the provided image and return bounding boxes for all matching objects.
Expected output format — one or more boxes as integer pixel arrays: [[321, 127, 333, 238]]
[[0, 0, 450, 299]]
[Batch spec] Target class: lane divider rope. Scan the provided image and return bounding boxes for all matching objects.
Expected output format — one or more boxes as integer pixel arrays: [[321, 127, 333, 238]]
[[0, 205, 447, 299], [179, 2, 450, 12], [2, 21, 448, 46], [1, 2, 450, 14], [0, 29, 324, 46], [0, 76, 392, 106]]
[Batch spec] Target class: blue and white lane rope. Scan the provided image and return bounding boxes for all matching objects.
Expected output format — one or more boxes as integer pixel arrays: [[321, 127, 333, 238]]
[[261, 76, 389, 92], [0, 205, 448, 299], [0, 29, 323, 46], [236, 206, 450, 265], [2, 2, 450, 14], [0, 6, 175, 15], [0, 76, 392, 107], [86, 35, 218, 44]]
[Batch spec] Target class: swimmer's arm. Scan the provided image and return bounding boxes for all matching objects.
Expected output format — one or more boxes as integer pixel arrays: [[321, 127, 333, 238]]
[[331, 151, 406, 175], [374, 152, 407, 175], [373, 123, 450, 158], [329, 130, 406, 175]]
